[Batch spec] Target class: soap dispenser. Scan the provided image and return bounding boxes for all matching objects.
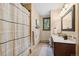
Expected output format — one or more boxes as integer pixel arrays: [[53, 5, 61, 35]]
[[63, 34, 68, 40]]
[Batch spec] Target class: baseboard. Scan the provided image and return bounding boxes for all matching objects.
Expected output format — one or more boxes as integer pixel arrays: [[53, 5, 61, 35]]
[[40, 40, 49, 43]]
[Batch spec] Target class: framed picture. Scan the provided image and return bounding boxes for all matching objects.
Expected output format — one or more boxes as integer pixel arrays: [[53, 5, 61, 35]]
[[43, 17, 50, 31]]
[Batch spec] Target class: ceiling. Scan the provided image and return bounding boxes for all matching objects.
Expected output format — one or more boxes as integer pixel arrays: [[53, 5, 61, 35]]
[[33, 3, 64, 17]]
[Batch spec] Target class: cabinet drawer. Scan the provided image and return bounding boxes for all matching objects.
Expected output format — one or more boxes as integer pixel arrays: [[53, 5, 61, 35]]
[[66, 44, 76, 56]]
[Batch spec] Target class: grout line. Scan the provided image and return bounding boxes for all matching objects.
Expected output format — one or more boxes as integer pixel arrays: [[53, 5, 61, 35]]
[[10, 3, 29, 15], [0, 35, 30, 45], [0, 19, 30, 26], [17, 48, 27, 56]]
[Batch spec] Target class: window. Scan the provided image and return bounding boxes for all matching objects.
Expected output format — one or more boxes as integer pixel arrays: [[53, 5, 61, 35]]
[[43, 17, 50, 31]]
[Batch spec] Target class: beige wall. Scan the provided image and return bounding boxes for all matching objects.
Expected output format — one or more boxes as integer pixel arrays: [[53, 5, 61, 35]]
[[31, 4, 40, 46], [50, 9, 61, 35], [40, 17, 50, 42]]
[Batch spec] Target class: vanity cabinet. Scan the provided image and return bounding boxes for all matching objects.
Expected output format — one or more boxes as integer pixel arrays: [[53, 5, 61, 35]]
[[54, 42, 76, 56]]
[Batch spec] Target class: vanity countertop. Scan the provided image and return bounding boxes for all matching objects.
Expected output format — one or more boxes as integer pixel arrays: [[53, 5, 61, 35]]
[[51, 34, 76, 44]]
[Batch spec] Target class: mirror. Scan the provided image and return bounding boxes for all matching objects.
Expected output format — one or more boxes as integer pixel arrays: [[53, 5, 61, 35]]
[[61, 5, 75, 31]]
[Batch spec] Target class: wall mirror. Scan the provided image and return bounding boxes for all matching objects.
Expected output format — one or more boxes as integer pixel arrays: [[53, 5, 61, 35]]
[[61, 5, 75, 31]]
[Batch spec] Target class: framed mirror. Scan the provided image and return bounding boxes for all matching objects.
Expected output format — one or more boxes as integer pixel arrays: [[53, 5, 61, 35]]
[[61, 5, 75, 31]]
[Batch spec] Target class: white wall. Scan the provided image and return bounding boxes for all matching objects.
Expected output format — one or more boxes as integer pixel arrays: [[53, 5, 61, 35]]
[[31, 4, 41, 46], [40, 17, 50, 42]]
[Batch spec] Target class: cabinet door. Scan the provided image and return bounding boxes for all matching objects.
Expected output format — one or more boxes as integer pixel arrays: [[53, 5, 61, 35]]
[[66, 44, 75, 56], [54, 42, 66, 56]]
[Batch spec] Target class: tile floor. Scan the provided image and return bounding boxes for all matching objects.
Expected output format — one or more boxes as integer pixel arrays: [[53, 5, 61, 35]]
[[30, 43, 54, 56]]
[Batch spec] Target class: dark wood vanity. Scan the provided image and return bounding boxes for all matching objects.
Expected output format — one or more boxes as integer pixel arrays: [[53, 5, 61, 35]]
[[53, 42, 76, 56], [51, 34, 76, 56]]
